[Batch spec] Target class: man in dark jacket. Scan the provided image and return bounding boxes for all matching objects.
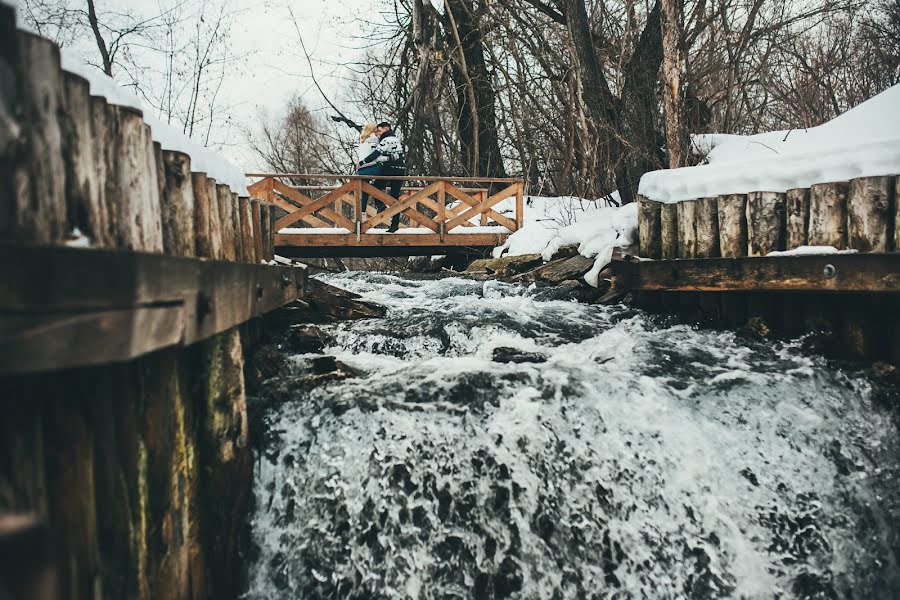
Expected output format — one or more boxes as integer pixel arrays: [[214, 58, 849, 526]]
[[360, 121, 405, 232]]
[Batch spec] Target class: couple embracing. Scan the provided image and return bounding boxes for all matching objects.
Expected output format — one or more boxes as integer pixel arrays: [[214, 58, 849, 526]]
[[357, 121, 405, 232]]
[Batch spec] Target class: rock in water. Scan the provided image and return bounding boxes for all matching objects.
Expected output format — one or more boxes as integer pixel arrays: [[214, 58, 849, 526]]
[[284, 325, 325, 354], [491, 347, 547, 364], [305, 279, 386, 322]]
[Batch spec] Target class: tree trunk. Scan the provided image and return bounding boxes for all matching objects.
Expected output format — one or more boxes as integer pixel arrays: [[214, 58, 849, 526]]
[[809, 182, 848, 249], [445, 0, 507, 181], [717, 194, 747, 257], [848, 176, 892, 252], [746, 192, 786, 256], [660, 0, 687, 168]]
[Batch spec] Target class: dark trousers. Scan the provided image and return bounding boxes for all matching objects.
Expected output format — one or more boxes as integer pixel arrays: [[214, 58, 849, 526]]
[[374, 171, 404, 230], [357, 165, 381, 214]]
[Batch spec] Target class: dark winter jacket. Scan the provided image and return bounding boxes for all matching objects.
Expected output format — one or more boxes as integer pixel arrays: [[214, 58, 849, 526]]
[[362, 129, 406, 174]]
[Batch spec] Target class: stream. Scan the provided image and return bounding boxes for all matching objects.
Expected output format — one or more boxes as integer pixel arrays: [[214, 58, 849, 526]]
[[244, 272, 900, 599]]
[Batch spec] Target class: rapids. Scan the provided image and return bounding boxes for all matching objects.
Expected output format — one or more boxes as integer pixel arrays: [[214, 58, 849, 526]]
[[244, 273, 900, 599]]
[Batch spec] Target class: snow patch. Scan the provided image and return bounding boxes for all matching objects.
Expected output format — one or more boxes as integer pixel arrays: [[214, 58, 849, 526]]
[[639, 84, 900, 203]]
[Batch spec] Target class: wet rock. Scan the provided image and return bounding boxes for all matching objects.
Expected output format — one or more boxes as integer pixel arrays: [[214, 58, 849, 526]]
[[284, 325, 325, 354], [304, 279, 386, 323], [525, 254, 598, 284], [492, 346, 547, 364], [245, 343, 286, 393], [310, 356, 350, 375], [465, 253, 544, 277]]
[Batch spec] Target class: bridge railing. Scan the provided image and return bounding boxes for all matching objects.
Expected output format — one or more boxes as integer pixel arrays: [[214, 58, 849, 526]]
[[245, 174, 525, 239]]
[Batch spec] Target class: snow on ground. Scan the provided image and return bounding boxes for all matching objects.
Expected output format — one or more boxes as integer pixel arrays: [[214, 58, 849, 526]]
[[493, 195, 637, 288], [9, 7, 251, 196], [766, 246, 858, 257], [639, 84, 900, 203]]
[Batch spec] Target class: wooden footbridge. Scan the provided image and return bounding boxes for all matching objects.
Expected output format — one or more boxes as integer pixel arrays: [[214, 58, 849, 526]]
[[247, 174, 525, 258]]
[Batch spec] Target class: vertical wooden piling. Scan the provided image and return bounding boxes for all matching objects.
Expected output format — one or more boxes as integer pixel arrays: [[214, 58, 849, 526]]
[[250, 198, 263, 263], [660, 203, 678, 259], [785, 188, 810, 249], [192, 173, 212, 258], [239, 198, 254, 263], [88, 96, 113, 248], [231, 193, 244, 262], [716, 194, 747, 257], [695, 197, 720, 258], [160, 151, 195, 257], [217, 184, 236, 261], [60, 72, 103, 246], [206, 178, 223, 260], [848, 176, 893, 252], [0, 4, 18, 234], [676, 200, 698, 258], [746, 191, 785, 256], [809, 182, 848, 249], [12, 32, 66, 244], [637, 196, 662, 259], [259, 202, 275, 262]]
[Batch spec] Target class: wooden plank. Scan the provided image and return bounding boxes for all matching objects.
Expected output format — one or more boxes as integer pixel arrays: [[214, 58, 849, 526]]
[[275, 232, 507, 248], [615, 253, 900, 293], [515, 182, 524, 231], [274, 181, 356, 230], [0, 243, 306, 374], [0, 307, 185, 374], [246, 173, 524, 184]]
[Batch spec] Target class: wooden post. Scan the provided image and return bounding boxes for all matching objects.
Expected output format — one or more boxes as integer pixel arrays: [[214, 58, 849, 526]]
[[60, 72, 103, 246], [676, 200, 698, 258], [637, 195, 662, 259], [191, 173, 213, 258], [660, 203, 678, 259], [231, 193, 243, 262], [479, 190, 489, 226], [896, 177, 900, 252], [0, 4, 18, 233], [746, 191, 786, 256], [11, 32, 66, 244], [160, 151, 196, 257], [515, 182, 524, 231], [695, 197, 720, 258], [250, 198, 263, 263], [206, 178, 223, 260], [117, 108, 163, 252], [809, 182, 848, 249], [785, 188, 810, 250], [217, 184, 236, 261], [259, 203, 272, 261], [716, 194, 747, 257], [88, 95, 114, 248], [848, 176, 893, 252], [239, 197, 254, 263]]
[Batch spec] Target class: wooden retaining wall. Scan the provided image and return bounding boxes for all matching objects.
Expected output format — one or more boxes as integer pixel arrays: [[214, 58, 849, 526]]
[[631, 175, 899, 364], [637, 175, 898, 259], [0, 6, 287, 600]]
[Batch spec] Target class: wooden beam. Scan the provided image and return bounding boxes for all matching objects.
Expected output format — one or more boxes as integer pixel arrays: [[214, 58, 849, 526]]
[[362, 181, 442, 231], [246, 173, 524, 184], [274, 181, 356, 230], [444, 183, 517, 230], [358, 183, 441, 231], [613, 253, 900, 293], [444, 183, 519, 231], [276, 232, 506, 249], [0, 243, 306, 374]]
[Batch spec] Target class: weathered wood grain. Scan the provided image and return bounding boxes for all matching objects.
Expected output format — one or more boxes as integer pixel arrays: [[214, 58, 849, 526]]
[[809, 182, 848, 248], [747, 191, 785, 256], [660, 203, 678, 259], [160, 151, 195, 257], [717, 194, 747, 257], [786, 188, 810, 249], [848, 175, 893, 252], [637, 196, 662, 259], [695, 197, 720, 258]]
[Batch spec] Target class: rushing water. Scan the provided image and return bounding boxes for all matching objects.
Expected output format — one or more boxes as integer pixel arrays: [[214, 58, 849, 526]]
[[244, 273, 900, 599]]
